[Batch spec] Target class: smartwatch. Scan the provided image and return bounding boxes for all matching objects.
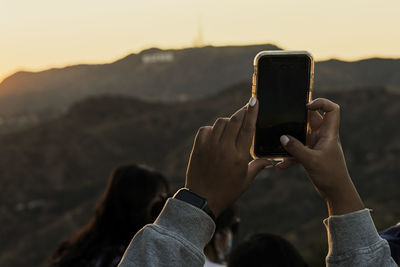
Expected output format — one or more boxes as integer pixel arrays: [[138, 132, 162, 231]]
[[173, 188, 216, 222]]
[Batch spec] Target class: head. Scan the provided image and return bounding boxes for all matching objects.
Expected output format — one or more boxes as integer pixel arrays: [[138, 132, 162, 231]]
[[204, 205, 240, 264], [227, 233, 308, 267], [50, 164, 169, 266], [94, 164, 169, 240]]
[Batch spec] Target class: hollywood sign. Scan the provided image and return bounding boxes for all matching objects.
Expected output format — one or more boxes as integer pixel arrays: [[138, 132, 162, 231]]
[[142, 52, 174, 64]]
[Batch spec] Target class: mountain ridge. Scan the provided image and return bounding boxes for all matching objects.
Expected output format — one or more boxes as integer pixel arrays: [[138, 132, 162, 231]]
[[1, 44, 400, 118], [1, 81, 399, 266]]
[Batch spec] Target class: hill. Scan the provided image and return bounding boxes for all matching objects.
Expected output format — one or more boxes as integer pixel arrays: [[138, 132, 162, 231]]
[[0, 82, 399, 266], [0, 44, 279, 117], [317, 58, 400, 92], [0, 44, 399, 134]]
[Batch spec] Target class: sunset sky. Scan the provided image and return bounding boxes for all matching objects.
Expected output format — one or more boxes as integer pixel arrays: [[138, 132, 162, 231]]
[[1, 0, 399, 82]]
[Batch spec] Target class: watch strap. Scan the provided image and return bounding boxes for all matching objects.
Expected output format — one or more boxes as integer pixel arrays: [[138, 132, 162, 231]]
[[173, 188, 216, 222]]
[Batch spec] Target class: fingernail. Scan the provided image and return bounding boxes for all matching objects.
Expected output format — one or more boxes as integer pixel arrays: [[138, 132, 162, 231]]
[[249, 97, 257, 107], [280, 135, 290, 146], [306, 100, 315, 106]]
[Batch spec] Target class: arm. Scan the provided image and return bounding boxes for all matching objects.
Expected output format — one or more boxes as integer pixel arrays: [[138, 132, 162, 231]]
[[119, 198, 215, 267], [119, 97, 271, 266], [278, 98, 396, 266], [324, 209, 396, 266]]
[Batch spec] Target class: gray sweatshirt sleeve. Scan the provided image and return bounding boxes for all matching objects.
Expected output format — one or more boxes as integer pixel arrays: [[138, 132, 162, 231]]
[[118, 198, 216, 267], [324, 209, 397, 266]]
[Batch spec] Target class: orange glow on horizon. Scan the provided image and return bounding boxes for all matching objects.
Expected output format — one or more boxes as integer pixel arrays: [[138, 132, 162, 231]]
[[1, 0, 400, 82]]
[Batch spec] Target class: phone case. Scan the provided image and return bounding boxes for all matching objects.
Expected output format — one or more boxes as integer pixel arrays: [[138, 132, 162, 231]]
[[250, 50, 314, 162]]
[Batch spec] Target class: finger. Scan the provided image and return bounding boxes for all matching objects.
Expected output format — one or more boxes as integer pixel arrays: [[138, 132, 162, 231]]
[[222, 105, 247, 144], [280, 135, 314, 165], [309, 110, 323, 131], [309, 130, 320, 148], [307, 98, 340, 136], [275, 158, 298, 170], [237, 97, 258, 151], [307, 110, 323, 146], [246, 159, 274, 182], [211, 118, 229, 142], [194, 126, 212, 146]]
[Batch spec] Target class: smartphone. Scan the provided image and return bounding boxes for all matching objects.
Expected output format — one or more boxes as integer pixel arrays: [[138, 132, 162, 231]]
[[250, 50, 314, 161]]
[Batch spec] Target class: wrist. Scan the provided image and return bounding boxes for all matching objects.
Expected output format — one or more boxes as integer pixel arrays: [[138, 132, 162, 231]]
[[173, 188, 217, 221], [191, 191, 222, 217], [189, 191, 222, 217], [324, 178, 365, 216], [203, 198, 222, 218], [184, 183, 223, 217]]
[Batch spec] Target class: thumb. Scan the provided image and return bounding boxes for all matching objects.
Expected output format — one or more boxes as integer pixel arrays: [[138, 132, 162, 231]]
[[246, 159, 273, 181], [280, 135, 313, 164]]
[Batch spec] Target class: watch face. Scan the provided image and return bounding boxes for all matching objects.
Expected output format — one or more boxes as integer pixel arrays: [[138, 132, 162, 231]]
[[175, 189, 206, 209]]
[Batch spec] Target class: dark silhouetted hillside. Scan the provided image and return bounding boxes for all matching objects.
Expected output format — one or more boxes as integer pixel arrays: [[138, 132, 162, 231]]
[[0, 44, 279, 117], [0, 44, 399, 134], [316, 58, 400, 92], [0, 82, 399, 267]]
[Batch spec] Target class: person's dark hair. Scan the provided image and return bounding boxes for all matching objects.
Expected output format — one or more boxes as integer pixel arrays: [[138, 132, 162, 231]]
[[227, 233, 308, 267], [49, 164, 169, 267]]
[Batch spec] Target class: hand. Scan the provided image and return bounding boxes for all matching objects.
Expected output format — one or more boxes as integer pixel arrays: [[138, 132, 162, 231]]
[[185, 97, 272, 217], [277, 98, 364, 215]]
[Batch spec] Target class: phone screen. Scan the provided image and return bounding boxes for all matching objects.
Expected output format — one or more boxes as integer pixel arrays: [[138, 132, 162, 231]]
[[254, 54, 311, 157]]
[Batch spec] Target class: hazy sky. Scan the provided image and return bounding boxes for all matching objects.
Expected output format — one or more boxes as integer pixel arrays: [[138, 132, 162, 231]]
[[1, 0, 399, 81]]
